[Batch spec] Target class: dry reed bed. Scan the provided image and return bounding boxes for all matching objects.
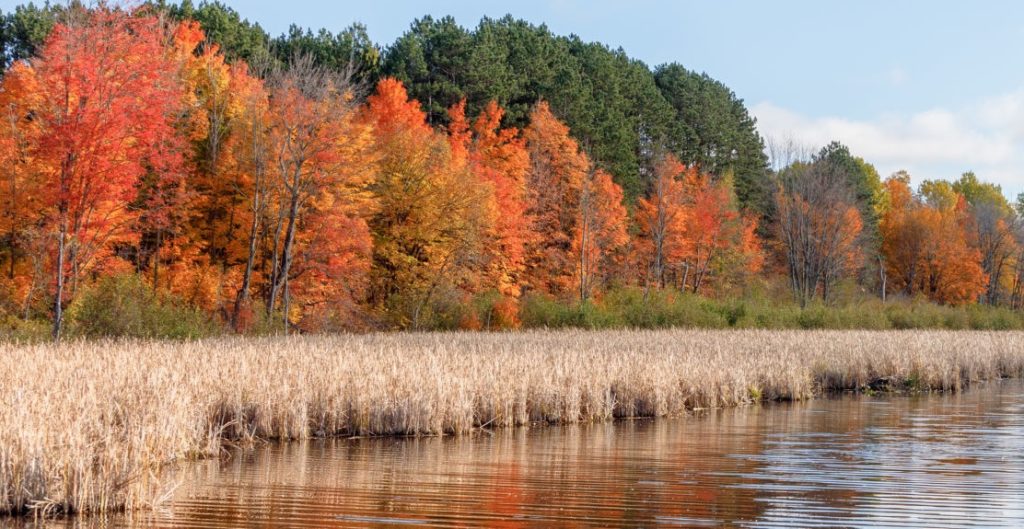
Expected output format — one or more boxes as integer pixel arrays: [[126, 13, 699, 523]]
[[1, 329, 1023, 517]]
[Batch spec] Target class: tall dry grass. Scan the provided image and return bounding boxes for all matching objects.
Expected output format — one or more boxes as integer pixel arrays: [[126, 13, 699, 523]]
[[1, 330, 1023, 517]]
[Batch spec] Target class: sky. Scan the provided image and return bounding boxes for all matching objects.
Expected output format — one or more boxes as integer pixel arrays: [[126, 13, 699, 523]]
[[5, 0, 1024, 199]]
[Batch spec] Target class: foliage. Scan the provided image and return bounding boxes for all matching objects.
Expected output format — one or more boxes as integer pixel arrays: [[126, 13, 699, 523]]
[[574, 169, 629, 302], [880, 176, 988, 306], [364, 78, 490, 328], [0, 3, 1023, 338], [654, 64, 771, 215], [25, 6, 187, 338], [775, 159, 864, 306], [0, 1, 60, 70], [522, 101, 589, 296], [67, 274, 217, 339]]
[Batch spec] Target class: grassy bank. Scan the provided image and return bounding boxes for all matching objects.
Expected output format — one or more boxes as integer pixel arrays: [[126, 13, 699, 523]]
[[516, 288, 1024, 331], [2, 330, 1024, 516], [7, 279, 1024, 341]]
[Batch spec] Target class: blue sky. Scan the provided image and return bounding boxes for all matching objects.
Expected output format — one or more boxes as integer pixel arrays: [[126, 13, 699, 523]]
[[6, 0, 1024, 198]]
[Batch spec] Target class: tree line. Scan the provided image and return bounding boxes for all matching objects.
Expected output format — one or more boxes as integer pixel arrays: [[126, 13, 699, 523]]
[[0, 4, 1022, 339], [0, 1, 771, 208]]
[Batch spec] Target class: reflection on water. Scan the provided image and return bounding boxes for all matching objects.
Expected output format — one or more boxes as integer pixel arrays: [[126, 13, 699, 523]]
[[22, 380, 1024, 528]]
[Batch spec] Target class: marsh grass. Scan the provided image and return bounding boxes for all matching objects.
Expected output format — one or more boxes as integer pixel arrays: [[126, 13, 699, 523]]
[[1, 330, 1023, 517]]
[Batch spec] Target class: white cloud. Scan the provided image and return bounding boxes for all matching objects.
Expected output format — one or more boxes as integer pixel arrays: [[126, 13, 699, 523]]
[[752, 91, 1024, 200]]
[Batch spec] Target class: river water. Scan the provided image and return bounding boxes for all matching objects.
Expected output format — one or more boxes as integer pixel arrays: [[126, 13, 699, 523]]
[[21, 380, 1024, 528]]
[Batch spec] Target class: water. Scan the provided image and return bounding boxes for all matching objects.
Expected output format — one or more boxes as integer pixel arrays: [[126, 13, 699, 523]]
[[21, 380, 1024, 528]]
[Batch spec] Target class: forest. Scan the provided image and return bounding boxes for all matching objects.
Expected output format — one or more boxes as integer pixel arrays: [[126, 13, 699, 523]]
[[2, 2, 1024, 340]]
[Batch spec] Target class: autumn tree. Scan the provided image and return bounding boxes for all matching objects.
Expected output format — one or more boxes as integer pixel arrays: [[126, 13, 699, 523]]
[[635, 153, 688, 289], [144, 21, 263, 325], [0, 61, 42, 317], [575, 169, 628, 302], [879, 174, 924, 299], [180, 21, 240, 272], [677, 171, 762, 294], [776, 160, 863, 307], [521, 101, 589, 297], [226, 62, 272, 330], [264, 55, 375, 331], [952, 172, 1018, 305], [466, 100, 531, 299], [125, 20, 208, 294], [154, 20, 265, 320], [880, 175, 987, 306], [364, 78, 489, 327], [27, 7, 186, 339], [1011, 217, 1024, 310]]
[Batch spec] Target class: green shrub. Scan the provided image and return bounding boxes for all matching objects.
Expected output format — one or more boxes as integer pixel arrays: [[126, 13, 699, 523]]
[[967, 305, 1024, 330], [0, 315, 50, 342], [67, 274, 219, 339], [520, 293, 573, 328], [884, 301, 967, 330], [520, 294, 620, 329], [796, 305, 831, 329], [521, 288, 736, 330], [701, 298, 747, 327], [940, 306, 970, 330]]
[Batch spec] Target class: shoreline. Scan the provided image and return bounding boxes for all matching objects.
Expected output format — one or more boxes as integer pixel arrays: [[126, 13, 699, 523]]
[[2, 329, 1023, 518]]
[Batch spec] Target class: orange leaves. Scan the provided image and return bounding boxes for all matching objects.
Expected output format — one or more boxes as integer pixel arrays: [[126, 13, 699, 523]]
[[636, 154, 688, 287], [262, 60, 377, 329], [0, 61, 44, 293], [522, 101, 590, 297], [673, 171, 762, 294], [737, 214, 765, 275], [881, 176, 987, 306], [575, 169, 629, 301], [775, 163, 864, 306], [636, 154, 762, 295], [364, 77, 432, 139], [461, 100, 531, 299], [364, 80, 492, 326], [171, 20, 205, 60], [23, 7, 189, 335], [34, 8, 180, 210], [446, 99, 472, 166]]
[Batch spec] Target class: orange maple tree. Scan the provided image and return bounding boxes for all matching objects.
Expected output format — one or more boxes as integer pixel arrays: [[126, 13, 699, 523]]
[[364, 79, 490, 327], [27, 7, 185, 338], [880, 176, 987, 305], [636, 154, 688, 289], [522, 101, 590, 297], [0, 61, 44, 316], [469, 100, 532, 300], [677, 171, 761, 294], [264, 59, 376, 331], [575, 169, 629, 301]]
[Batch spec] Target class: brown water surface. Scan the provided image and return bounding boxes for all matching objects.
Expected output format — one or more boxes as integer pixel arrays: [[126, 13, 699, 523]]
[[15, 380, 1024, 528]]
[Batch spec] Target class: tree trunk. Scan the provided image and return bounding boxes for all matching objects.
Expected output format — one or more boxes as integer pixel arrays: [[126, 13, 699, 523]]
[[152, 229, 162, 288], [232, 211, 260, 331], [878, 255, 887, 303], [269, 186, 301, 329], [579, 229, 588, 304], [266, 200, 287, 316], [282, 274, 290, 334], [52, 221, 66, 341]]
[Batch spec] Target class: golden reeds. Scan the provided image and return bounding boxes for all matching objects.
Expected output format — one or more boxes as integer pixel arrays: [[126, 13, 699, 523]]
[[1, 330, 1022, 517]]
